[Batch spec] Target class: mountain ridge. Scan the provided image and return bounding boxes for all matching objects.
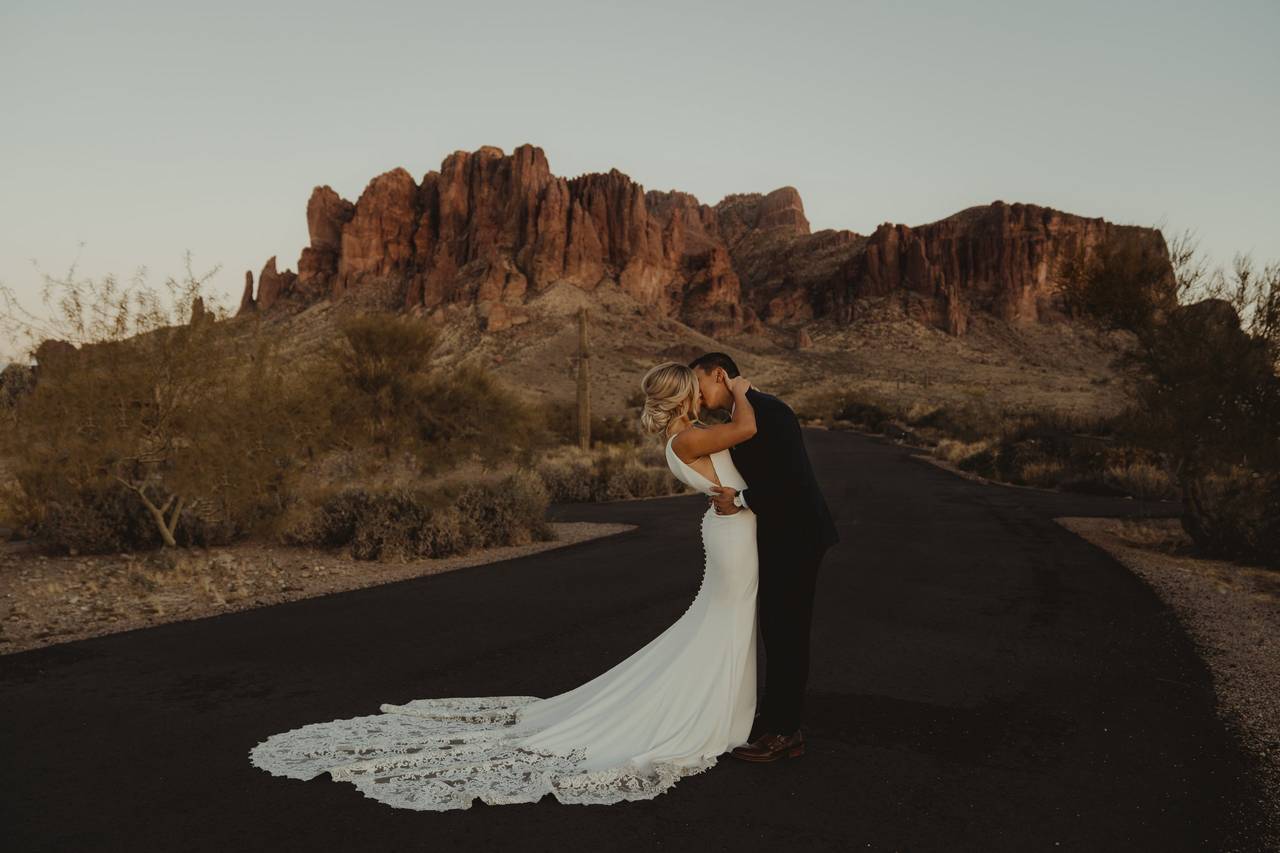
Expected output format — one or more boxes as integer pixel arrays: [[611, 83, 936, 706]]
[[237, 143, 1175, 339]]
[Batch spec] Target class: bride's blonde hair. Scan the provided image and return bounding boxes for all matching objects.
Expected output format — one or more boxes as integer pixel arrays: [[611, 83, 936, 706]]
[[639, 362, 698, 436]]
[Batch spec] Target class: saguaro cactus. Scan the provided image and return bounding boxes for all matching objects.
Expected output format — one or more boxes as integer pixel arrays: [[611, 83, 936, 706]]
[[576, 307, 590, 450]]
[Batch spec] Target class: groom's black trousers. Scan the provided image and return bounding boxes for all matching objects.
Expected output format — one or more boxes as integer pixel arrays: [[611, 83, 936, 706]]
[[755, 535, 829, 736]]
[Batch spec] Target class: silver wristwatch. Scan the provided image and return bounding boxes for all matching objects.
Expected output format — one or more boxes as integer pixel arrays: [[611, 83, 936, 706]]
[[732, 491, 745, 509]]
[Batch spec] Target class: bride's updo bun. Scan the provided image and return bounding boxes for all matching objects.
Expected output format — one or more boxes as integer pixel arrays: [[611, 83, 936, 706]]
[[639, 362, 698, 436]]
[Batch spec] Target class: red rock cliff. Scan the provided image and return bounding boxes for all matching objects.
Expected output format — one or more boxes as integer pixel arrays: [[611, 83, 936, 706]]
[[239, 144, 1173, 337]]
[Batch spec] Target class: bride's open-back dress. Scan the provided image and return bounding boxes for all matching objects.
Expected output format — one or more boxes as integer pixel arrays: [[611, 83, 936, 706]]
[[248, 432, 759, 810]]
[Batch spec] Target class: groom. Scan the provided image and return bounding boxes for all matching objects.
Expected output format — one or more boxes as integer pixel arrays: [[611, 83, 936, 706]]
[[688, 352, 839, 762]]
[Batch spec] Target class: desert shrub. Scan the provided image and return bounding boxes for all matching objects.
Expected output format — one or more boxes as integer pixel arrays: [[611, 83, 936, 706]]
[[0, 363, 34, 408], [1017, 459, 1066, 488], [596, 451, 678, 501], [799, 387, 1115, 490], [1102, 459, 1177, 500], [796, 389, 897, 432], [1181, 469, 1280, 566], [536, 443, 688, 503], [908, 393, 1008, 443], [632, 439, 668, 469], [34, 483, 162, 554], [793, 389, 842, 423], [348, 490, 440, 562], [835, 399, 894, 431], [21, 262, 313, 551], [935, 437, 991, 466], [0, 460, 34, 539], [1054, 229, 1176, 331], [320, 312, 439, 451], [1117, 294, 1280, 564], [942, 407, 1135, 495], [956, 447, 996, 476], [317, 313, 544, 471], [904, 400, 944, 427], [0, 259, 310, 553], [541, 397, 643, 447], [806, 385, 1165, 498], [26, 474, 255, 555], [535, 455, 596, 503], [279, 471, 553, 561], [276, 487, 370, 549]]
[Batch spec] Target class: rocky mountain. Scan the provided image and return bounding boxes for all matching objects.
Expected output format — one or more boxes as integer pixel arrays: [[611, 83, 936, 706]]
[[237, 144, 1175, 338]]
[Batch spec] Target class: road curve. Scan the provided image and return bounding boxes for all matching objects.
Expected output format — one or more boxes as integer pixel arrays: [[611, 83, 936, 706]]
[[0, 429, 1267, 851]]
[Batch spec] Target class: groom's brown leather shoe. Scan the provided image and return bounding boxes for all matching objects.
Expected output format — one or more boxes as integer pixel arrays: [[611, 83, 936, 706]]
[[730, 730, 804, 762]]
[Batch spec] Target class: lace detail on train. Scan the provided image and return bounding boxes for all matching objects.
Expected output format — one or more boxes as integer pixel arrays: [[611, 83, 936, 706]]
[[248, 437, 759, 811], [248, 696, 719, 810]]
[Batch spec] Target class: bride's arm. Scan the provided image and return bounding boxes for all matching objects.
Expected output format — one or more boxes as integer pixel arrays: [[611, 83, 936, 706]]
[[672, 377, 755, 461]]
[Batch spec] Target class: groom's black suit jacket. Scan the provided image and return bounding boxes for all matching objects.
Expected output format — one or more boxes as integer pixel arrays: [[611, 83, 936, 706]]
[[729, 388, 839, 554]]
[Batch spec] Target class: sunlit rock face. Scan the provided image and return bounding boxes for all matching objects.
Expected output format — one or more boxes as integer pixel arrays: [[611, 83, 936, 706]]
[[239, 145, 1173, 337]]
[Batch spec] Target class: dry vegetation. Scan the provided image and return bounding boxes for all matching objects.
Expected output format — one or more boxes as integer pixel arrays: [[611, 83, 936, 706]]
[[792, 230, 1280, 569], [0, 264, 688, 552], [0, 224, 1275, 654], [0, 257, 680, 651], [538, 442, 690, 503]]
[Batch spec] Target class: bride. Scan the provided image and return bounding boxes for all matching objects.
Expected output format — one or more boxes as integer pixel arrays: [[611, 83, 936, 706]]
[[248, 362, 760, 810]]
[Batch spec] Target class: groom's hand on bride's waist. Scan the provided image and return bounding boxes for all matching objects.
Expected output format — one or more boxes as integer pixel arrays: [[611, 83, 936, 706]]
[[709, 486, 741, 515]]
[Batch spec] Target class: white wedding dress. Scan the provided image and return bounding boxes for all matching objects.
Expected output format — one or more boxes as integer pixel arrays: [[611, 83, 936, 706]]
[[248, 432, 759, 810]]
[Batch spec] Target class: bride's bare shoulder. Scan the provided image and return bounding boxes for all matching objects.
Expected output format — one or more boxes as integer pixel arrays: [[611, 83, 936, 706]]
[[667, 425, 704, 461]]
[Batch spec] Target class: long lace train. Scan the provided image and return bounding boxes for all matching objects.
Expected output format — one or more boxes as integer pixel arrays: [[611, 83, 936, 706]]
[[247, 695, 722, 810], [248, 434, 758, 811]]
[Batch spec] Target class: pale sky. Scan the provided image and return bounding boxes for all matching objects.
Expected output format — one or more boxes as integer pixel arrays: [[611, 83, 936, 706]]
[[2, 0, 1276, 363]]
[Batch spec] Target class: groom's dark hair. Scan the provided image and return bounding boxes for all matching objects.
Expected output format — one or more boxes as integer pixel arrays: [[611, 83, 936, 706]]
[[688, 352, 740, 378]]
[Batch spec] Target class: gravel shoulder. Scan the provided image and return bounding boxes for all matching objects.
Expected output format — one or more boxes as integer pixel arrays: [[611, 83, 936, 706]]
[[1056, 515, 1280, 848], [0, 521, 636, 656]]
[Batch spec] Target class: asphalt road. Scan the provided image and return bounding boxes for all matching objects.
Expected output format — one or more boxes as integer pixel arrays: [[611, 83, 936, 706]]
[[0, 429, 1267, 851]]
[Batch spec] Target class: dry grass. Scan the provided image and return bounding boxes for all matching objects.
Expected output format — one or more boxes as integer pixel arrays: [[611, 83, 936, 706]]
[[1017, 459, 1066, 487], [935, 437, 993, 465], [239, 287, 1138, 423], [1103, 460, 1176, 501], [275, 470, 554, 561], [801, 378, 1183, 501], [536, 442, 690, 503], [0, 459, 27, 535]]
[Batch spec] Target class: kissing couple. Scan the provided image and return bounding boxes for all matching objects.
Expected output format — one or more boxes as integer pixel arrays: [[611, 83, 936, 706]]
[[249, 351, 839, 810]]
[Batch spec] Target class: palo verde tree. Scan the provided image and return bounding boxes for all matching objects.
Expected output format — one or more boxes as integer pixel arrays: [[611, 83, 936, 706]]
[[1111, 228, 1280, 565], [314, 311, 545, 474], [0, 250, 302, 552]]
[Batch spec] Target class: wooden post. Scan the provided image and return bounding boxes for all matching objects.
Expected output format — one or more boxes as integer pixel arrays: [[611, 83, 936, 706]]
[[576, 307, 591, 451]]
